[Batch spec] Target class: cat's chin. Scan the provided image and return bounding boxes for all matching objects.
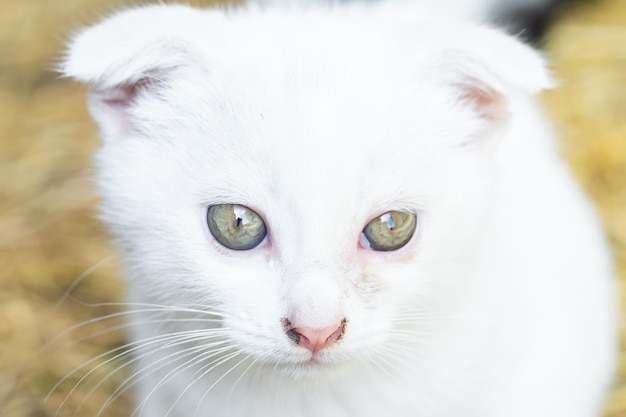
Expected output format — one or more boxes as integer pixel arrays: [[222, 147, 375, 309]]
[[270, 353, 355, 381]]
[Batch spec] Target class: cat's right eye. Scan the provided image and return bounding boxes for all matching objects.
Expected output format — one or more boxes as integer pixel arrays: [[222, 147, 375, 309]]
[[207, 204, 267, 250], [361, 211, 417, 252]]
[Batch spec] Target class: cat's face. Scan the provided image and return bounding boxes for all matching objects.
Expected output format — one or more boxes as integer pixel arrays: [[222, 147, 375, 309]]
[[65, 5, 549, 379], [94, 61, 495, 378]]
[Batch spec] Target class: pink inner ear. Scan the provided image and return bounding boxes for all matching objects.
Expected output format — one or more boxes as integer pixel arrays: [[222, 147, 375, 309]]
[[457, 78, 508, 124], [91, 76, 159, 138], [103, 77, 155, 108]]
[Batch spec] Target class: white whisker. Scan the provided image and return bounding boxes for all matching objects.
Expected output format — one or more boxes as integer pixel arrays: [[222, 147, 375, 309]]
[[158, 350, 242, 417], [104, 342, 234, 417], [51, 255, 115, 313], [132, 342, 235, 409], [44, 305, 227, 352], [194, 354, 252, 417]]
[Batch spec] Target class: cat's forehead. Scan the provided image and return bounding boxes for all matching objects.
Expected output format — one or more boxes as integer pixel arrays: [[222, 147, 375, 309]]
[[120, 10, 475, 232], [139, 17, 468, 225], [184, 27, 449, 178], [182, 55, 447, 211]]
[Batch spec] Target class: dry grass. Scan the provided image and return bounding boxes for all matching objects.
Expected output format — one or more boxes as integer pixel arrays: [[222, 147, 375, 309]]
[[0, 0, 624, 416]]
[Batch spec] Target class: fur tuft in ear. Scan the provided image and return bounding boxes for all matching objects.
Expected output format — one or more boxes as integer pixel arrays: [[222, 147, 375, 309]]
[[435, 25, 553, 134], [60, 5, 207, 139]]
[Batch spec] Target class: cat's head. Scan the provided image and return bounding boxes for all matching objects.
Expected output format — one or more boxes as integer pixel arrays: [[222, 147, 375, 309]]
[[62, 4, 550, 379]]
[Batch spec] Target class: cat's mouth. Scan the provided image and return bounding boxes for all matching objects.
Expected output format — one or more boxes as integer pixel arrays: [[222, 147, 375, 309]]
[[303, 351, 329, 366], [266, 348, 355, 380], [287, 350, 336, 367]]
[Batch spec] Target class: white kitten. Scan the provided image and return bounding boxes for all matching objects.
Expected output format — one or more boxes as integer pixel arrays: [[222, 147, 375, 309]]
[[62, 2, 616, 417]]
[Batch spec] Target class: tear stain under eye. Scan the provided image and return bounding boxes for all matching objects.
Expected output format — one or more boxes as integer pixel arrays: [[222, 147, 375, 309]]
[[357, 271, 386, 297], [356, 247, 420, 294]]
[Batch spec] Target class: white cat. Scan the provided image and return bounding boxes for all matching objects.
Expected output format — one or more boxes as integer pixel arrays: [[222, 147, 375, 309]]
[[62, 2, 616, 417]]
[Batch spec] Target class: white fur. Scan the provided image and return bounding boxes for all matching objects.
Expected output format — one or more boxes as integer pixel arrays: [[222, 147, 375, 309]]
[[62, 2, 616, 417]]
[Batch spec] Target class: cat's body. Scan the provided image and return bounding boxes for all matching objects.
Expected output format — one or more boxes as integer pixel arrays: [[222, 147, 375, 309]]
[[63, 2, 616, 417]]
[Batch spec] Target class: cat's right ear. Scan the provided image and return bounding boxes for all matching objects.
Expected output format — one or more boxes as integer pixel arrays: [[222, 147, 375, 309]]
[[60, 5, 204, 140], [431, 25, 554, 142]]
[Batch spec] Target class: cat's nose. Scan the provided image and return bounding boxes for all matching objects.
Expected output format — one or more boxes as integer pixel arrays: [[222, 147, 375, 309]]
[[284, 319, 346, 352]]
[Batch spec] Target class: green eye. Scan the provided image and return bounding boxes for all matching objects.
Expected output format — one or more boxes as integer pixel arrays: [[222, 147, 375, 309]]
[[207, 204, 267, 250], [362, 211, 417, 252]]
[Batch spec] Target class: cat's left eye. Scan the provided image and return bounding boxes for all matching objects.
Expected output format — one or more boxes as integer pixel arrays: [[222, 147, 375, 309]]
[[361, 211, 417, 252], [207, 204, 267, 250]]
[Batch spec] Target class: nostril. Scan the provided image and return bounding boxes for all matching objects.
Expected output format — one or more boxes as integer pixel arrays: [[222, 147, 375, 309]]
[[286, 328, 301, 344], [325, 318, 346, 345], [283, 318, 347, 352]]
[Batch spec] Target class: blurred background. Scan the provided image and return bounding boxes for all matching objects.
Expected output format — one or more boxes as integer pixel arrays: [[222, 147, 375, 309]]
[[0, 0, 624, 416]]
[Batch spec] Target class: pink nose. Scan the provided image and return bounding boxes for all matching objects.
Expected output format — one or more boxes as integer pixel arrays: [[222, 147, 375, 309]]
[[285, 320, 346, 352]]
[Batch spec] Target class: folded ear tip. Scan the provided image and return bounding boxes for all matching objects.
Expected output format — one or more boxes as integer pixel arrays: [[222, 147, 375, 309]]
[[454, 25, 554, 94], [61, 28, 102, 83], [512, 47, 554, 93], [533, 53, 557, 91], [60, 4, 201, 86], [61, 9, 137, 84]]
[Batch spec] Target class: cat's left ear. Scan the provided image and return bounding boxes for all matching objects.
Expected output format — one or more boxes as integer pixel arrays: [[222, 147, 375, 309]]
[[60, 5, 206, 140], [434, 26, 554, 135]]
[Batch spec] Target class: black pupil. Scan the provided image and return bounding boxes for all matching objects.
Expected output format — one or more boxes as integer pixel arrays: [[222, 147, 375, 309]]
[[235, 217, 243, 228]]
